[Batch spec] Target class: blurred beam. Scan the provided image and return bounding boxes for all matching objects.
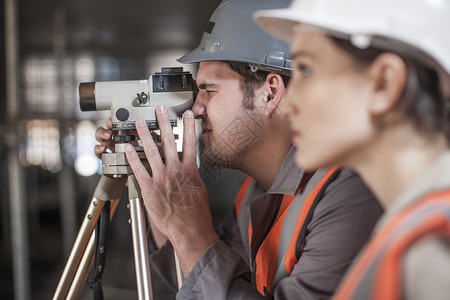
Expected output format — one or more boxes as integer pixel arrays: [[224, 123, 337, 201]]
[[53, 2, 77, 258], [5, 0, 31, 299]]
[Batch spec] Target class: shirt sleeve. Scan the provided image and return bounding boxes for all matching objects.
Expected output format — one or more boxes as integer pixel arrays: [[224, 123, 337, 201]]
[[177, 240, 263, 300], [176, 210, 264, 299], [217, 211, 249, 265], [273, 169, 383, 300], [150, 210, 260, 299]]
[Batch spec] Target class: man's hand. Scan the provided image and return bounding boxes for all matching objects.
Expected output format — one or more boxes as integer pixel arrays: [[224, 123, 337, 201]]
[[125, 106, 219, 276], [94, 118, 115, 159], [95, 118, 169, 249]]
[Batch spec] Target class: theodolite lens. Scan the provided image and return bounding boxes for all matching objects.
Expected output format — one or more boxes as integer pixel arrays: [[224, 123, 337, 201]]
[[79, 82, 96, 111]]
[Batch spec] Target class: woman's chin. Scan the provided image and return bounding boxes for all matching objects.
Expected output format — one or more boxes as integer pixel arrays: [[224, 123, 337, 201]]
[[294, 149, 330, 171]]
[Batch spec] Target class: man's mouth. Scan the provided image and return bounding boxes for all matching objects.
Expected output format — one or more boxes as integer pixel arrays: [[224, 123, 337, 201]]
[[201, 128, 212, 141]]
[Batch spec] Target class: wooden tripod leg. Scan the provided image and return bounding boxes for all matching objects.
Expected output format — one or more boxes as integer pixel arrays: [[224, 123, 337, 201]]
[[53, 197, 104, 300], [67, 198, 121, 299], [53, 175, 126, 300]]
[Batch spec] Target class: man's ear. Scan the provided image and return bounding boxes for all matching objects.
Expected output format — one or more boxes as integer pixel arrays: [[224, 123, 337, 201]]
[[265, 73, 286, 118], [367, 53, 407, 117]]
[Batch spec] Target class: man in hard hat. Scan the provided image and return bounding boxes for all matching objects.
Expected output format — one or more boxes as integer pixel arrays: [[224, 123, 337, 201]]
[[96, 0, 382, 298]]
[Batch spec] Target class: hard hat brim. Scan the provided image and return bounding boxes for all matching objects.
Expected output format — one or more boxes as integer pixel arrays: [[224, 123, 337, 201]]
[[253, 8, 352, 43], [177, 45, 292, 75], [177, 46, 252, 65]]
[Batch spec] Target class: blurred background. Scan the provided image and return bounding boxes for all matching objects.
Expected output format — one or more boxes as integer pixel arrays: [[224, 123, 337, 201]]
[[0, 0, 247, 299]]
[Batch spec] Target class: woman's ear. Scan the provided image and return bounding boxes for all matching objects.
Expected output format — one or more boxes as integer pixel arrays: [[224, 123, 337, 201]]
[[265, 73, 286, 118], [368, 53, 407, 117]]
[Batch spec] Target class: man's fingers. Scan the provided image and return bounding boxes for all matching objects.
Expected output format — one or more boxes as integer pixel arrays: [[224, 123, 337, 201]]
[[125, 144, 152, 188], [94, 144, 106, 159], [135, 118, 164, 174], [105, 117, 113, 129], [156, 106, 178, 164], [96, 127, 113, 143], [182, 110, 197, 166]]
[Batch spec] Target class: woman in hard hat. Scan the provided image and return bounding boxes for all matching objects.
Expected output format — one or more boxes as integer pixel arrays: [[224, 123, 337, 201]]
[[254, 0, 450, 299]]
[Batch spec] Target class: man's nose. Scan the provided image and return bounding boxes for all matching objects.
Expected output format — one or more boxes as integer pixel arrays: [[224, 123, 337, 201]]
[[192, 94, 207, 118]]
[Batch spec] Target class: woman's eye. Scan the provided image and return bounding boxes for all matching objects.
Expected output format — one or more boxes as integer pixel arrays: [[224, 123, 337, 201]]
[[298, 64, 311, 77], [294, 63, 311, 78]]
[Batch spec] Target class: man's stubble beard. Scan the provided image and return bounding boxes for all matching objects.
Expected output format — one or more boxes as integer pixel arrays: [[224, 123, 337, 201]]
[[199, 107, 266, 170]]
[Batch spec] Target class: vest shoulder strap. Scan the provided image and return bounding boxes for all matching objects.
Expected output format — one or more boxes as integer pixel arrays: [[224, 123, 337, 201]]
[[233, 168, 342, 297], [235, 176, 255, 218], [234, 176, 256, 259], [334, 188, 450, 300], [270, 167, 341, 291]]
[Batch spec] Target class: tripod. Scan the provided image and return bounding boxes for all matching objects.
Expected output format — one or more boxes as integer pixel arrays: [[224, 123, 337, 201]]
[[53, 141, 184, 299]]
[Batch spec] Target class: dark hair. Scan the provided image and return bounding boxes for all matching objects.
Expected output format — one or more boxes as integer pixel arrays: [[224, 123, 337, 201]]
[[226, 63, 290, 109], [332, 37, 450, 141]]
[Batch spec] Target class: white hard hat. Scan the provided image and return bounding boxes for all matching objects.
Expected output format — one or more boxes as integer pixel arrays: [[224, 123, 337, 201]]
[[178, 0, 293, 75], [253, 0, 450, 77]]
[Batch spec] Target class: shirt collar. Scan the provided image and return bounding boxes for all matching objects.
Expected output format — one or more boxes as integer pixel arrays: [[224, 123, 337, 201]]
[[266, 146, 305, 195]]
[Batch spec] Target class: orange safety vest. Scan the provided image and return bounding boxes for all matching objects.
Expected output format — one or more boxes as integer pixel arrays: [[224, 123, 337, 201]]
[[334, 189, 450, 300], [234, 167, 341, 297]]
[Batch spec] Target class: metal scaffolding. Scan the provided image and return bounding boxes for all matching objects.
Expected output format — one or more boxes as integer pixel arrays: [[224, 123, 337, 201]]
[[5, 0, 31, 299]]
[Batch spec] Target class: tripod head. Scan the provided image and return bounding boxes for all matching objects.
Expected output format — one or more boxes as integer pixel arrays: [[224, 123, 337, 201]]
[[79, 67, 194, 142]]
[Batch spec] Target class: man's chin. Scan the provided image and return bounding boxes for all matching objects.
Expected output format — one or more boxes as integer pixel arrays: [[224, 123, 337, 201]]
[[199, 152, 226, 168], [199, 147, 229, 169]]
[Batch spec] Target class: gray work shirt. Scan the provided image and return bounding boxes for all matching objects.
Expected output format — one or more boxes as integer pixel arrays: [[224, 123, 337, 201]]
[[152, 147, 383, 299]]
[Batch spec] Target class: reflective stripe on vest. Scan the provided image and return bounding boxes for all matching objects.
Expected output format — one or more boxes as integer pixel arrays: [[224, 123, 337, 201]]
[[234, 167, 341, 296], [235, 176, 256, 257], [334, 189, 450, 300]]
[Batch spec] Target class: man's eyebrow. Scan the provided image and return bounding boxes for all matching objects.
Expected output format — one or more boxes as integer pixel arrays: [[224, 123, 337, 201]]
[[196, 82, 218, 90]]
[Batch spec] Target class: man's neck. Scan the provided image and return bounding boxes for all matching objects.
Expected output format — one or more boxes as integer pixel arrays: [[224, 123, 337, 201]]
[[240, 141, 293, 191]]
